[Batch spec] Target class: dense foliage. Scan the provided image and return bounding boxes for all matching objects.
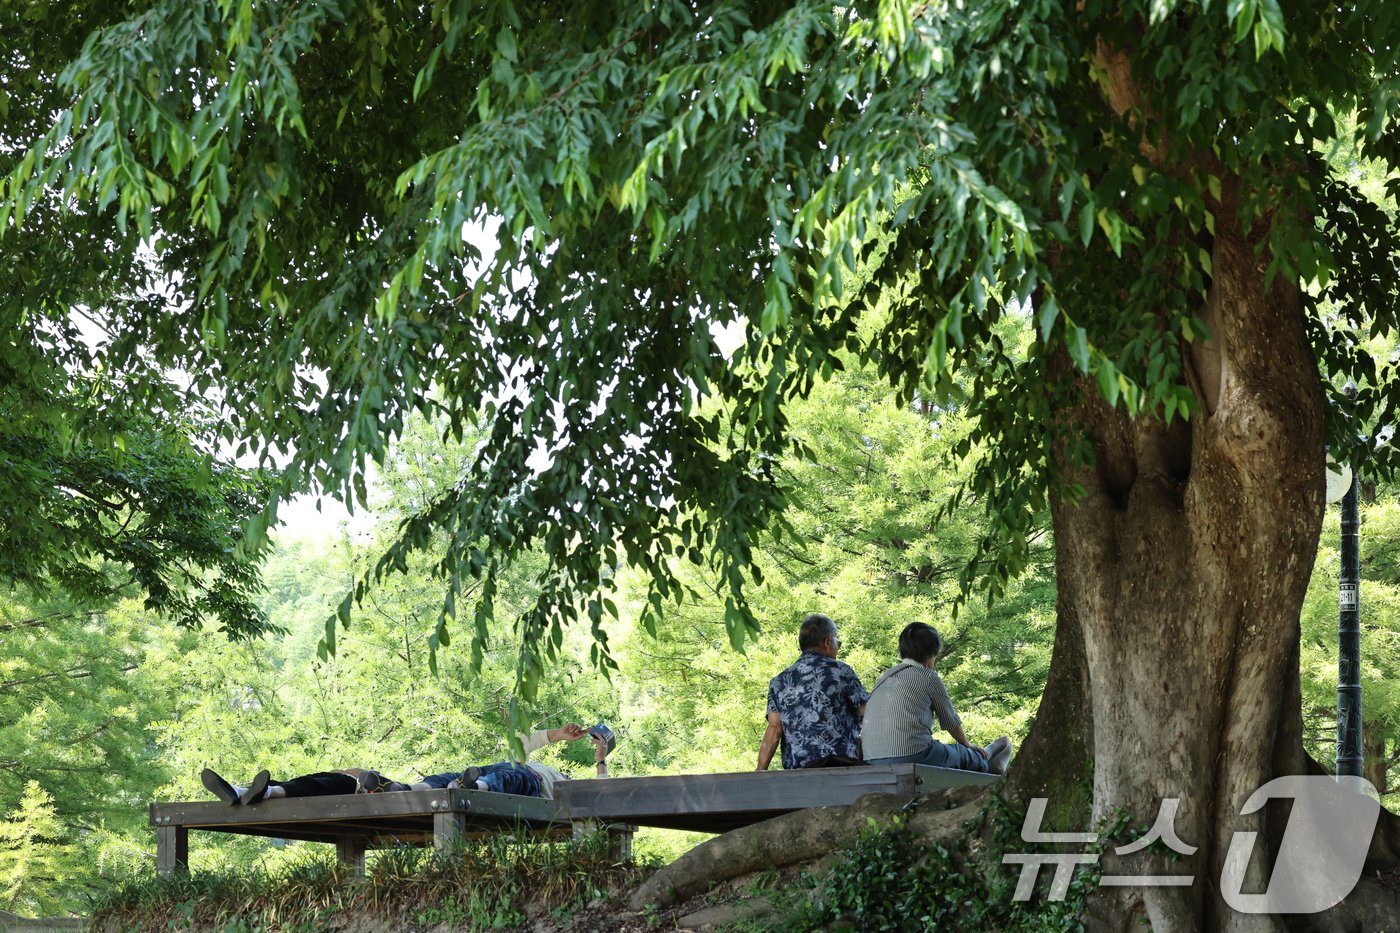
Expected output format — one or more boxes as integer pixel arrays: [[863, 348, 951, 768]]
[[7, 2, 1400, 733], [0, 418, 273, 638], [789, 799, 1113, 932]]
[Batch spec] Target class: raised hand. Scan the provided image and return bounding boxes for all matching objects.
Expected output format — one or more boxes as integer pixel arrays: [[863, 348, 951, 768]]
[[550, 723, 587, 742]]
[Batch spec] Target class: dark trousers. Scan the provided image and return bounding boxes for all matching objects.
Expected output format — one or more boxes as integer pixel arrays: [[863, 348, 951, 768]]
[[475, 763, 542, 796], [270, 771, 359, 797]]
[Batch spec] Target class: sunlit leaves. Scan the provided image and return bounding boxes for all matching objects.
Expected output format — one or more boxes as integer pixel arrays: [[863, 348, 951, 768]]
[[6, 0, 1400, 732]]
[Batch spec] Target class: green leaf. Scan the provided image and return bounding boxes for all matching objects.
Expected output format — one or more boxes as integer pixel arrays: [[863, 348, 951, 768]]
[[1037, 294, 1060, 342], [1058, 177, 1076, 222], [1096, 360, 1120, 407], [1068, 327, 1091, 372], [496, 28, 518, 63]]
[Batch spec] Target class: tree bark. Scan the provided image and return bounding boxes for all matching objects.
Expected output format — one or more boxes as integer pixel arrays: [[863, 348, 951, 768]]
[[1021, 152, 1400, 928], [1363, 721, 1387, 796], [1047, 184, 1323, 930]]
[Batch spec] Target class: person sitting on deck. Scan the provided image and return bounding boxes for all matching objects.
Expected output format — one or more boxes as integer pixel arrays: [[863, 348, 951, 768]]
[[861, 621, 1012, 775], [198, 724, 610, 805], [395, 723, 610, 798], [757, 613, 870, 770]]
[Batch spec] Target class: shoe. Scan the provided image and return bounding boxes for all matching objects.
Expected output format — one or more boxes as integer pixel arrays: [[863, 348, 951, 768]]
[[358, 770, 382, 794], [985, 736, 1011, 759], [384, 781, 411, 792], [460, 766, 482, 787], [240, 769, 271, 805], [201, 768, 240, 805], [989, 738, 1013, 775]]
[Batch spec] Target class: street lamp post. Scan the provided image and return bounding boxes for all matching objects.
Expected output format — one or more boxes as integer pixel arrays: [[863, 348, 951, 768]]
[[1329, 382, 1364, 779], [1336, 465, 1363, 779]]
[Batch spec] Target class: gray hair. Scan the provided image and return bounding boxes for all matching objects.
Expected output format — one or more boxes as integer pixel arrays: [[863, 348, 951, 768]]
[[798, 613, 838, 651]]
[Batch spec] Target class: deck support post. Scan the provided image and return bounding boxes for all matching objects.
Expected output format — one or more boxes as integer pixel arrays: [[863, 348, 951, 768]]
[[336, 835, 367, 875], [433, 808, 466, 853], [156, 825, 188, 876], [572, 820, 635, 862]]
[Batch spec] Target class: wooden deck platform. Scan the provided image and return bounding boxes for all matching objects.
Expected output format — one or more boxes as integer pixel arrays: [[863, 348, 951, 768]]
[[150, 788, 566, 875], [555, 763, 996, 833], [150, 764, 998, 875]]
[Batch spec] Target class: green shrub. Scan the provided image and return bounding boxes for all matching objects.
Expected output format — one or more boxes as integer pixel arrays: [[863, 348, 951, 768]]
[[89, 831, 653, 932], [784, 795, 1128, 933]]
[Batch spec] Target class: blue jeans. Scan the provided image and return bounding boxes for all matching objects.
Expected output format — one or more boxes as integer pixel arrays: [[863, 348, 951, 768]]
[[421, 762, 543, 796], [867, 741, 990, 773]]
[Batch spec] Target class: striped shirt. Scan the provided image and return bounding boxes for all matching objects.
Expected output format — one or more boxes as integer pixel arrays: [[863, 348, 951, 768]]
[[860, 660, 961, 760]]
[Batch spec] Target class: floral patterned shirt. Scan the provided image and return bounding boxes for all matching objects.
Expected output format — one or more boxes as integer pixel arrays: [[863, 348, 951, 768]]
[[766, 651, 870, 769]]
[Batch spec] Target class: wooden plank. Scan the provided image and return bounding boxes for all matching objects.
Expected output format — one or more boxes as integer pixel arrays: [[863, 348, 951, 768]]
[[442, 789, 562, 824], [555, 764, 996, 833], [277, 817, 434, 837], [149, 817, 554, 847], [229, 824, 432, 845], [151, 794, 432, 828], [911, 764, 1001, 790], [156, 825, 187, 876], [149, 788, 560, 830], [557, 765, 910, 819]]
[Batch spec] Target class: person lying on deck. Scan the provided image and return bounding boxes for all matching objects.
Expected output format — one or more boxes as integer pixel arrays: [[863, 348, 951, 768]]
[[197, 724, 609, 805], [861, 622, 1013, 776], [389, 723, 610, 798], [199, 767, 378, 806], [757, 613, 870, 770]]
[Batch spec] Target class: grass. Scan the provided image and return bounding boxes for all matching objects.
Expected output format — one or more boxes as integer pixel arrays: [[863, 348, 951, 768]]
[[89, 830, 657, 932]]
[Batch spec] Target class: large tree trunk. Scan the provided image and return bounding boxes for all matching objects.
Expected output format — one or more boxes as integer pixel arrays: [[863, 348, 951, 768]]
[[1016, 45, 1400, 932], [1024, 154, 1400, 928]]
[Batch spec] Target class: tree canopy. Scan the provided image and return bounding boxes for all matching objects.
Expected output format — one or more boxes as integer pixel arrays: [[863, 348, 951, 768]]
[[0, 411, 273, 637], [5, 0, 1400, 708]]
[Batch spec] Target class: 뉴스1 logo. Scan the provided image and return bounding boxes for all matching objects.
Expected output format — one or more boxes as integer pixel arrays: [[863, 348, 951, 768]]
[[1220, 775, 1379, 914], [1004, 776, 1381, 915]]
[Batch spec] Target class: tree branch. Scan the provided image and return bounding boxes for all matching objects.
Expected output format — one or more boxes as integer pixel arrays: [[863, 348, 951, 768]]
[[0, 609, 100, 634], [0, 662, 137, 690]]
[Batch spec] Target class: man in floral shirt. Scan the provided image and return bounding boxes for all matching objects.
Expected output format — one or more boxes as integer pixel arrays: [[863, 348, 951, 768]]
[[757, 613, 869, 770]]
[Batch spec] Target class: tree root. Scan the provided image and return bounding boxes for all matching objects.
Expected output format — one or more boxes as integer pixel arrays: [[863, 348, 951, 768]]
[[628, 785, 990, 910], [1366, 799, 1400, 868], [1310, 804, 1400, 932]]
